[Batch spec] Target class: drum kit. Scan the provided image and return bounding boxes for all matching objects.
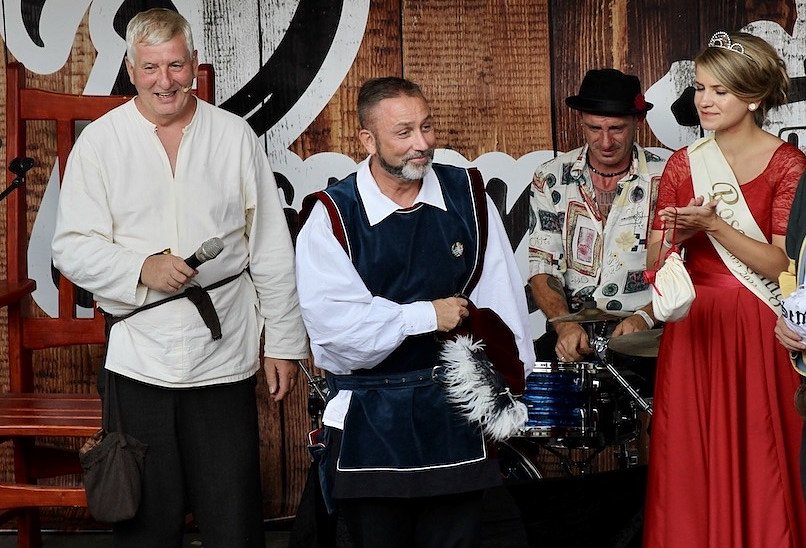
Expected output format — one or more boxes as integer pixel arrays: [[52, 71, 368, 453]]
[[500, 307, 662, 481]]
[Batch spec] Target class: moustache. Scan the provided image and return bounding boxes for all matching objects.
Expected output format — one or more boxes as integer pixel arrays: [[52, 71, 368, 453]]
[[404, 150, 434, 161]]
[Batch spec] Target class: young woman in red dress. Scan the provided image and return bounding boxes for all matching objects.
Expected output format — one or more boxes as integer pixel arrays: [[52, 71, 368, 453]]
[[643, 31, 806, 547]]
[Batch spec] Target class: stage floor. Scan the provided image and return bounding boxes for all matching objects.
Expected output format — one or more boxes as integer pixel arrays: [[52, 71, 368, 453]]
[[0, 465, 646, 548], [0, 531, 291, 547]]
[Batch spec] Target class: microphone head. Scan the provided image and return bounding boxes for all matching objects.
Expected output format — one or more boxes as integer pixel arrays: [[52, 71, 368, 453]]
[[197, 237, 224, 262], [9, 156, 35, 176]]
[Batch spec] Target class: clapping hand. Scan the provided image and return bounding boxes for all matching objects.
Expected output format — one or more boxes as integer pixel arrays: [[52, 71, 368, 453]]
[[657, 196, 720, 244]]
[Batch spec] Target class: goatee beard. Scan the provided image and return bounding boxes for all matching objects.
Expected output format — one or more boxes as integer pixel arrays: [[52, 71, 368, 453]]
[[378, 150, 434, 181]]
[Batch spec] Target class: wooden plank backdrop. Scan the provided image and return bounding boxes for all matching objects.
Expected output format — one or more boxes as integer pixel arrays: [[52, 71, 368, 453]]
[[0, 0, 802, 526]]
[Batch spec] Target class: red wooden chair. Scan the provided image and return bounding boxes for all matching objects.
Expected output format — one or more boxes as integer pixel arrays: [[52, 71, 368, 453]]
[[0, 62, 215, 547]]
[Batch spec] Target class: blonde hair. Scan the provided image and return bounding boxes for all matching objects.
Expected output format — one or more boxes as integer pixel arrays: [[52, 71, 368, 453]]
[[126, 8, 194, 63], [695, 31, 789, 126]]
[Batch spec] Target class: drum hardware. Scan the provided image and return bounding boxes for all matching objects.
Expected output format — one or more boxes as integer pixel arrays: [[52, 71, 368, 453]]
[[297, 359, 329, 431], [498, 439, 543, 481], [614, 444, 641, 469], [592, 329, 653, 416], [602, 361, 652, 416], [591, 335, 652, 416], [500, 435, 646, 480], [498, 437, 610, 479], [541, 443, 607, 476]]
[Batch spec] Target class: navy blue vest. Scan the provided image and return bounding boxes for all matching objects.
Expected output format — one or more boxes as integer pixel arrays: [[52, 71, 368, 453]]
[[311, 164, 487, 374]]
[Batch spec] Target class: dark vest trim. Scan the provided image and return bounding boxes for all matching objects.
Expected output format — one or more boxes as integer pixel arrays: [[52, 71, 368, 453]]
[[300, 190, 350, 255], [462, 167, 488, 296]]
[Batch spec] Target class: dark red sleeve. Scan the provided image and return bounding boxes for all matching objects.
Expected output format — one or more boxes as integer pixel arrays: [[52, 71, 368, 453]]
[[651, 149, 693, 231], [771, 143, 806, 236]]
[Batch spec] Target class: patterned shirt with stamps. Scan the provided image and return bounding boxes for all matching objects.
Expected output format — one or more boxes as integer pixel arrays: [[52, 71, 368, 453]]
[[528, 144, 667, 313]]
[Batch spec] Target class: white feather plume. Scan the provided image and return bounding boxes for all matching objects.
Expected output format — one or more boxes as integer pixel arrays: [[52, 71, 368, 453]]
[[439, 335, 528, 441]]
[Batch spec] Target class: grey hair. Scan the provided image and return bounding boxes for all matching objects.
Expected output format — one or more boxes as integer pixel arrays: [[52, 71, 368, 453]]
[[125, 8, 194, 63]]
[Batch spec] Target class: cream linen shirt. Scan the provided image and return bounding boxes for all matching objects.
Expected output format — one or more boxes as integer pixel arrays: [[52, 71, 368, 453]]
[[52, 98, 308, 387]]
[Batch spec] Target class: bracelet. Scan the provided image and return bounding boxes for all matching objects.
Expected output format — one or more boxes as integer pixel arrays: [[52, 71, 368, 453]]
[[662, 233, 674, 248], [633, 309, 655, 329]]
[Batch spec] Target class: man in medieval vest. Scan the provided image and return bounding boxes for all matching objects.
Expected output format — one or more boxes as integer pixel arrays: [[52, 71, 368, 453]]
[[294, 77, 534, 547]]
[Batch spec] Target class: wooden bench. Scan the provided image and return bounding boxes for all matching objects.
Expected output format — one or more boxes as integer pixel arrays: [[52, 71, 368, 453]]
[[0, 62, 214, 547]]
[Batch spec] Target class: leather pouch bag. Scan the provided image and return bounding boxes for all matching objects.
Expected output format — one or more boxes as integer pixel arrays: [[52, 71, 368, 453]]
[[79, 372, 148, 523]]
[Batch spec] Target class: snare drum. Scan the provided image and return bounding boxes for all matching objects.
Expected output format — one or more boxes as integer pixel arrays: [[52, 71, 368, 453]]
[[519, 361, 598, 440]]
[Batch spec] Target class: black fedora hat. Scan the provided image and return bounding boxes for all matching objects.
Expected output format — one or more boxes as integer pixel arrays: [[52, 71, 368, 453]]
[[566, 68, 653, 115]]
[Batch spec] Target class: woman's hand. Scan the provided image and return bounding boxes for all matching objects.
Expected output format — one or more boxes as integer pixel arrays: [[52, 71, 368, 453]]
[[657, 196, 721, 244]]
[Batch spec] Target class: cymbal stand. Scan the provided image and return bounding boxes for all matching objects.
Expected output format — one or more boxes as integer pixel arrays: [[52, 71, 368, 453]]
[[589, 330, 653, 416]]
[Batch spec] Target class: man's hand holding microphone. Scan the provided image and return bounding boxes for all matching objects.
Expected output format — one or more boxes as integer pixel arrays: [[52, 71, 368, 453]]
[[139, 237, 223, 293]]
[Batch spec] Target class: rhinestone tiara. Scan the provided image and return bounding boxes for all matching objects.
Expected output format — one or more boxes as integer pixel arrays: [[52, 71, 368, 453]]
[[708, 31, 752, 60]]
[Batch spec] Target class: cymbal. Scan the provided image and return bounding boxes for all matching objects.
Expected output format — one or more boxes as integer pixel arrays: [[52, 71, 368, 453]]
[[549, 308, 632, 324], [608, 328, 664, 358]]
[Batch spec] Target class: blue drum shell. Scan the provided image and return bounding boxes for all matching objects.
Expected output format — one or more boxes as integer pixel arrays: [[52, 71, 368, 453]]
[[521, 363, 593, 431]]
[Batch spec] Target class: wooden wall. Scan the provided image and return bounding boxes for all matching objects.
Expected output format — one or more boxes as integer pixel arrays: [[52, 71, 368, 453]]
[[0, 0, 801, 523]]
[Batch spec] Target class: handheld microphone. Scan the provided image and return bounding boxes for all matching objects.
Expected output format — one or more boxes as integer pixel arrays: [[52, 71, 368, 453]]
[[185, 237, 224, 269]]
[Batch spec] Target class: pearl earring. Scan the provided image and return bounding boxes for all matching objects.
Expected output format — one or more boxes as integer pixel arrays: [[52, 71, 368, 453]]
[[748, 103, 758, 111]]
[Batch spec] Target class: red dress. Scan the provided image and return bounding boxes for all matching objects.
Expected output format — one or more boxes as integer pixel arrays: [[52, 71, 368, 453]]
[[644, 143, 806, 548]]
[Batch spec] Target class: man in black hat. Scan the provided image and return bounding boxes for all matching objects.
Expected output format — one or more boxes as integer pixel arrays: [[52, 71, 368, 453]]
[[528, 68, 667, 362]]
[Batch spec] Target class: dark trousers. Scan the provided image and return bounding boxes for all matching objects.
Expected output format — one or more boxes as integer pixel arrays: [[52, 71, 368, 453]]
[[339, 491, 485, 548], [105, 372, 265, 548]]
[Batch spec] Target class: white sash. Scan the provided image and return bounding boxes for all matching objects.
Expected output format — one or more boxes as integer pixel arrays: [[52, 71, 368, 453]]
[[688, 136, 783, 314]]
